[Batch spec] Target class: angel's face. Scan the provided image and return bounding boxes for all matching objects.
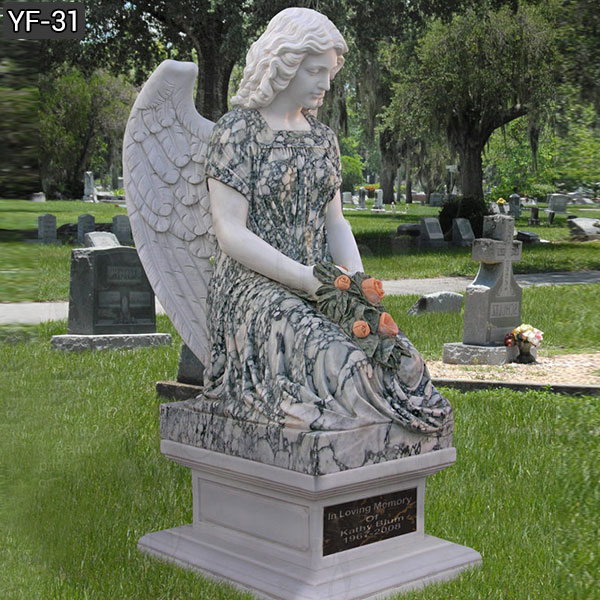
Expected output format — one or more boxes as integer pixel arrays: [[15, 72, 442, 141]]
[[282, 48, 338, 110]]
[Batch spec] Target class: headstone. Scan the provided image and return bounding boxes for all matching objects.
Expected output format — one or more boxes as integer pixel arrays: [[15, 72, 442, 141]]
[[418, 217, 446, 249], [429, 192, 444, 207], [177, 343, 205, 385], [112, 215, 133, 245], [83, 171, 97, 203], [84, 231, 121, 248], [451, 218, 475, 247], [567, 218, 600, 241], [546, 194, 568, 213], [407, 292, 463, 315], [488, 202, 501, 215], [342, 191, 353, 205], [30, 192, 46, 202], [38, 214, 57, 243], [117, 176, 124, 189], [463, 215, 522, 345], [528, 206, 540, 226], [442, 216, 524, 365], [516, 230, 540, 244], [371, 189, 385, 212], [77, 214, 95, 243], [357, 187, 367, 210], [66, 247, 157, 335], [508, 193, 521, 218]]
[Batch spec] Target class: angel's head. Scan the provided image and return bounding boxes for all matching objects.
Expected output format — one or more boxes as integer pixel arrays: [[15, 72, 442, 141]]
[[231, 7, 347, 110]]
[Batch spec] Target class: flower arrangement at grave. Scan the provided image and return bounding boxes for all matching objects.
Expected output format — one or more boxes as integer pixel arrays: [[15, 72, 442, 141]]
[[313, 262, 412, 369], [504, 323, 543, 364], [496, 197, 506, 205]]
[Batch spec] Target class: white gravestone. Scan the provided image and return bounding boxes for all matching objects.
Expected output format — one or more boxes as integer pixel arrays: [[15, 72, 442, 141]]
[[371, 188, 385, 212], [429, 192, 444, 207], [77, 214, 95, 243], [38, 213, 57, 243], [342, 191, 353, 205], [83, 171, 97, 203], [30, 192, 46, 202]]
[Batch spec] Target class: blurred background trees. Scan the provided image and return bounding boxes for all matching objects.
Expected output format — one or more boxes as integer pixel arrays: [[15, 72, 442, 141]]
[[2, 0, 598, 201]]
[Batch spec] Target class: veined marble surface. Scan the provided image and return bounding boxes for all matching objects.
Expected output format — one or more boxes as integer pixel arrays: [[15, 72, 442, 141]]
[[160, 396, 453, 475]]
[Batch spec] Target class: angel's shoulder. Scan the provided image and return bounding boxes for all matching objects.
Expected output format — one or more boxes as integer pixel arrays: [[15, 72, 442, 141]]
[[209, 107, 261, 148]]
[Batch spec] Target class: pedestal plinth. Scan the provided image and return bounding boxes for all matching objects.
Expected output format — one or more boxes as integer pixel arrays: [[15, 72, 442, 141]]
[[139, 434, 481, 599]]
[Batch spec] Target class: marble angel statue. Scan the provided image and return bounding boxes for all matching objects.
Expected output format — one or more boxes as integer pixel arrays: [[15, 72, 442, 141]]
[[123, 7, 453, 455]]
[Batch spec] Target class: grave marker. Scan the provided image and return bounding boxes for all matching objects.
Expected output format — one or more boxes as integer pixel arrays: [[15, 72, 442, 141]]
[[418, 217, 446, 249], [83, 171, 97, 203], [372, 189, 385, 212], [451, 218, 475, 247], [112, 215, 133, 245], [357, 187, 367, 210], [38, 214, 57, 243], [77, 214, 95, 243]]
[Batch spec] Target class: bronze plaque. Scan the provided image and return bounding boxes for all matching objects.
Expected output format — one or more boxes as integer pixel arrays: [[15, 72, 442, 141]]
[[323, 488, 417, 556]]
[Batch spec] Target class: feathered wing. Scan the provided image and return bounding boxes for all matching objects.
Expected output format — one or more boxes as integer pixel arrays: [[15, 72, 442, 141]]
[[123, 60, 215, 367]]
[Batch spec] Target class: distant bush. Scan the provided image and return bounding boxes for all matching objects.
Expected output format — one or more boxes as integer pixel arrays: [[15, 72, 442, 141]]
[[341, 155, 364, 193], [438, 196, 490, 238]]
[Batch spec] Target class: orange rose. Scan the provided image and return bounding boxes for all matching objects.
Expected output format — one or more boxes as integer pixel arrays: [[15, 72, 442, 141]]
[[334, 275, 351, 291], [361, 278, 385, 304], [378, 312, 399, 337], [352, 320, 371, 338]]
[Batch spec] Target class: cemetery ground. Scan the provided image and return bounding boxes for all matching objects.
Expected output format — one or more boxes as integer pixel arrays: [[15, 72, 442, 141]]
[[1, 198, 598, 599], [1, 198, 600, 302], [1, 315, 597, 599]]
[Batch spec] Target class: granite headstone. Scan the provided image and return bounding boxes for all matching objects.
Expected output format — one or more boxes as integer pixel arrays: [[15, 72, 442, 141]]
[[77, 214, 95, 243], [418, 217, 446, 249], [451, 218, 475, 247], [38, 213, 57, 243], [67, 247, 156, 335], [112, 215, 133, 245]]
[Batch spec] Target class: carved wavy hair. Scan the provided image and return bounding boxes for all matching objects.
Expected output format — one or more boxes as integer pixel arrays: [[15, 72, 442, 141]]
[[231, 7, 347, 109]]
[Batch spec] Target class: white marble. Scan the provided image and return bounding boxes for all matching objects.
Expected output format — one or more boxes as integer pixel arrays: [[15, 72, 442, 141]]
[[139, 441, 481, 600]]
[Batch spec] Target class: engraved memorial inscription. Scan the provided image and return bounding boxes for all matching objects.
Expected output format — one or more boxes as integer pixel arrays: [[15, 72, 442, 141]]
[[323, 488, 417, 555]]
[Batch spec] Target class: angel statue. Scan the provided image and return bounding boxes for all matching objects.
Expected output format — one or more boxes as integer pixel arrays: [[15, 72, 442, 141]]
[[124, 7, 452, 455]]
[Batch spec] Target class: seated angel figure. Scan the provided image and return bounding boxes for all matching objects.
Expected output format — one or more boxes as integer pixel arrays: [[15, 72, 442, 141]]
[[201, 6, 452, 449]]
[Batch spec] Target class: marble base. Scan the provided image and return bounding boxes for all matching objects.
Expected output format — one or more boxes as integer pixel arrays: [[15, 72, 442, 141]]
[[442, 342, 536, 365], [51, 333, 172, 351], [160, 398, 453, 475], [139, 441, 481, 600]]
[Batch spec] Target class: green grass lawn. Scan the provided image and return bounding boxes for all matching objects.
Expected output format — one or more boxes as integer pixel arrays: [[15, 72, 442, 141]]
[[1, 199, 599, 302], [1, 317, 596, 599]]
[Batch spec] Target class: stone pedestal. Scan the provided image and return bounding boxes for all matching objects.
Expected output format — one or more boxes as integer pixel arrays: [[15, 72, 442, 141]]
[[442, 342, 537, 365], [51, 333, 171, 352], [139, 439, 481, 600]]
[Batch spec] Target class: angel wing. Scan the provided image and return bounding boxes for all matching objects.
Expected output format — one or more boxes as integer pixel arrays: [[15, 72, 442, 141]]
[[123, 59, 215, 367]]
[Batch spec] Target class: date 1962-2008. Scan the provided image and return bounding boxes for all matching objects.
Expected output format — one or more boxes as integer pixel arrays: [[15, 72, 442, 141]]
[[3, 2, 85, 40]]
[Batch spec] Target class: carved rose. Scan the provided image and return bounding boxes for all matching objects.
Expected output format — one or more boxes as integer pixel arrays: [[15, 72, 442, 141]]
[[334, 275, 351, 290], [352, 320, 371, 338], [361, 278, 385, 304], [378, 312, 399, 337]]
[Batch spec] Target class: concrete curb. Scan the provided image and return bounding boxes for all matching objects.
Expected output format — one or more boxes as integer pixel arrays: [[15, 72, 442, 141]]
[[432, 378, 600, 397]]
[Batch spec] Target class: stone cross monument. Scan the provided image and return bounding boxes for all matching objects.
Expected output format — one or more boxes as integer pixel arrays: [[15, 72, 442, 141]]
[[443, 215, 525, 365]]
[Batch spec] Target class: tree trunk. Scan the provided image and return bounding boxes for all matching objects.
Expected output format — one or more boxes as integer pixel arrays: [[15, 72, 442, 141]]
[[195, 51, 233, 121], [404, 155, 413, 203], [458, 139, 484, 201], [379, 130, 397, 204]]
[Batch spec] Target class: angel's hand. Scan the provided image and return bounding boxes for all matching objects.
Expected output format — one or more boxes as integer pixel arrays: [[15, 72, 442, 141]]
[[304, 266, 322, 300]]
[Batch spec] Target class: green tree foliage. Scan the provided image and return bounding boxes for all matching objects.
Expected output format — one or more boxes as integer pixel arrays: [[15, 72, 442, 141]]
[[484, 103, 600, 199], [39, 69, 136, 198], [340, 155, 364, 192], [386, 4, 557, 203], [0, 40, 41, 198]]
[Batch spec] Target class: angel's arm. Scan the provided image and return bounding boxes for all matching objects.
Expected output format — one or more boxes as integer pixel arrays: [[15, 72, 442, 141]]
[[325, 190, 364, 274], [208, 178, 321, 297]]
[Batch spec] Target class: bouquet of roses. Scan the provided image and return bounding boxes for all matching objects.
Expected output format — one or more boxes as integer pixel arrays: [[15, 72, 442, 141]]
[[504, 323, 544, 347], [313, 262, 412, 369]]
